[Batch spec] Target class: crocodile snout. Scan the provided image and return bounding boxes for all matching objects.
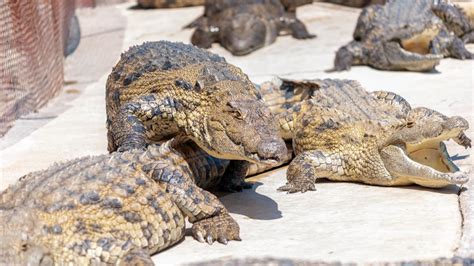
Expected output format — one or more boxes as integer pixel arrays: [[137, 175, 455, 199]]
[[257, 138, 288, 165]]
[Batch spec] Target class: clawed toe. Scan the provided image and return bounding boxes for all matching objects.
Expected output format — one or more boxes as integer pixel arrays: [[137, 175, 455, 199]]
[[277, 182, 316, 193], [192, 213, 240, 245]]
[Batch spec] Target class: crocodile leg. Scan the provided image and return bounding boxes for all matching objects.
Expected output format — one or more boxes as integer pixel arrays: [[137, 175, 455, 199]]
[[380, 145, 469, 188], [431, 30, 473, 60], [165, 180, 240, 244], [333, 41, 365, 71], [447, 37, 473, 59], [108, 94, 178, 152], [280, 143, 399, 192], [191, 27, 216, 49], [278, 150, 343, 193], [283, 15, 316, 39], [219, 160, 253, 192], [188, 14, 216, 49], [151, 143, 240, 244]]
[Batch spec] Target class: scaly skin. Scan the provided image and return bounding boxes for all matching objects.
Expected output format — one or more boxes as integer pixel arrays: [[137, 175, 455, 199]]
[[241, 78, 323, 177], [153, 79, 304, 185], [334, 0, 473, 72], [106, 41, 287, 191], [432, 1, 474, 43], [0, 139, 240, 265], [188, 0, 315, 56], [136, 0, 204, 8], [272, 79, 471, 193]]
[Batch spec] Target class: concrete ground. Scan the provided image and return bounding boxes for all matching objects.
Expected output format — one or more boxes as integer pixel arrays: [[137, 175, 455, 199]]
[[0, 2, 473, 265]]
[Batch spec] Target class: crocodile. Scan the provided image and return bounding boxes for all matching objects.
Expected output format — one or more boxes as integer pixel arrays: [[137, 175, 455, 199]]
[[187, 0, 315, 56], [0, 139, 240, 265], [333, 0, 473, 71], [136, 0, 204, 8], [262, 79, 471, 193], [106, 41, 287, 191]]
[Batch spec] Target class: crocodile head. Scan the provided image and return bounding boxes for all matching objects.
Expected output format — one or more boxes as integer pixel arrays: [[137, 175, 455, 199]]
[[392, 107, 471, 173], [0, 209, 53, 266], [220, 11, 269, 56], [187, 77, 287, 165], [335, 0, 449, 71]]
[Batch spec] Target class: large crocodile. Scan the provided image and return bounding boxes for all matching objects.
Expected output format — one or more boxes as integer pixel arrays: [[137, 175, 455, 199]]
[[0, 139, 239, 265], [106, 41, 287, 191], [333, 0, 473, 71], [187, 0, 315, 56], [270, 79, 471, 193]]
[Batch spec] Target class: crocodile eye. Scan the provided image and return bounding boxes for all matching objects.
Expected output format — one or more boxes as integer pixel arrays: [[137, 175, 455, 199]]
[[230, 109, 243, 120], [225, 102, 244, 120], [407, 121, 414, 128]]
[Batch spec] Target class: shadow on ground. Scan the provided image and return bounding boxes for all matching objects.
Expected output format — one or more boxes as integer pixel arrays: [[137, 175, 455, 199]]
[[221, 182, 282, 220]]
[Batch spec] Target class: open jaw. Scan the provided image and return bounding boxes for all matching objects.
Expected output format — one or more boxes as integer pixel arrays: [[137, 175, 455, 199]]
[[378, 133, 469, 187], [387, 25, 445, 71], [406, 139, 460, 173], [384, 41, 443, 71], [404, 128, 471, 175]]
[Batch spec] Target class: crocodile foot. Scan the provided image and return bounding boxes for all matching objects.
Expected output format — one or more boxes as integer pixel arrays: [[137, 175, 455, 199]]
[[277, 180, 316, 193], [192, 213, 241, 245]]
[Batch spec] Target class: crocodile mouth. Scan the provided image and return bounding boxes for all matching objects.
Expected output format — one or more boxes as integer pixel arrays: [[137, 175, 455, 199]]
[[385, 26, 443, 71], [194, 142, 280, 165], [247, 152, 279, 166], [406, 140, 459, 173], [385, 41, 442, 71], [405, 130, 470, 173], [400, 27, 440, 55]]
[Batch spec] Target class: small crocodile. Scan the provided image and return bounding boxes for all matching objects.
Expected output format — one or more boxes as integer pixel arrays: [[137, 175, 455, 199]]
[[334, 0, 473, 71], [106, 41, 287, 191], [0, 139, 239, 265], [136, 0, 204, 8], [273, 79, 471, 193], [187, 0, 315, 56]]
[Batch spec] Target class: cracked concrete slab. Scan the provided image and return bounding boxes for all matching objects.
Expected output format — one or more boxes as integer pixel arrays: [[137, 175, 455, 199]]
[[0, 2, 472, 265]]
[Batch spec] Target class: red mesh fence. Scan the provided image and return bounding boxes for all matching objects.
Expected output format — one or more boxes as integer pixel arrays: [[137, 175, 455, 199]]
[[0, 0, 75, 137]]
